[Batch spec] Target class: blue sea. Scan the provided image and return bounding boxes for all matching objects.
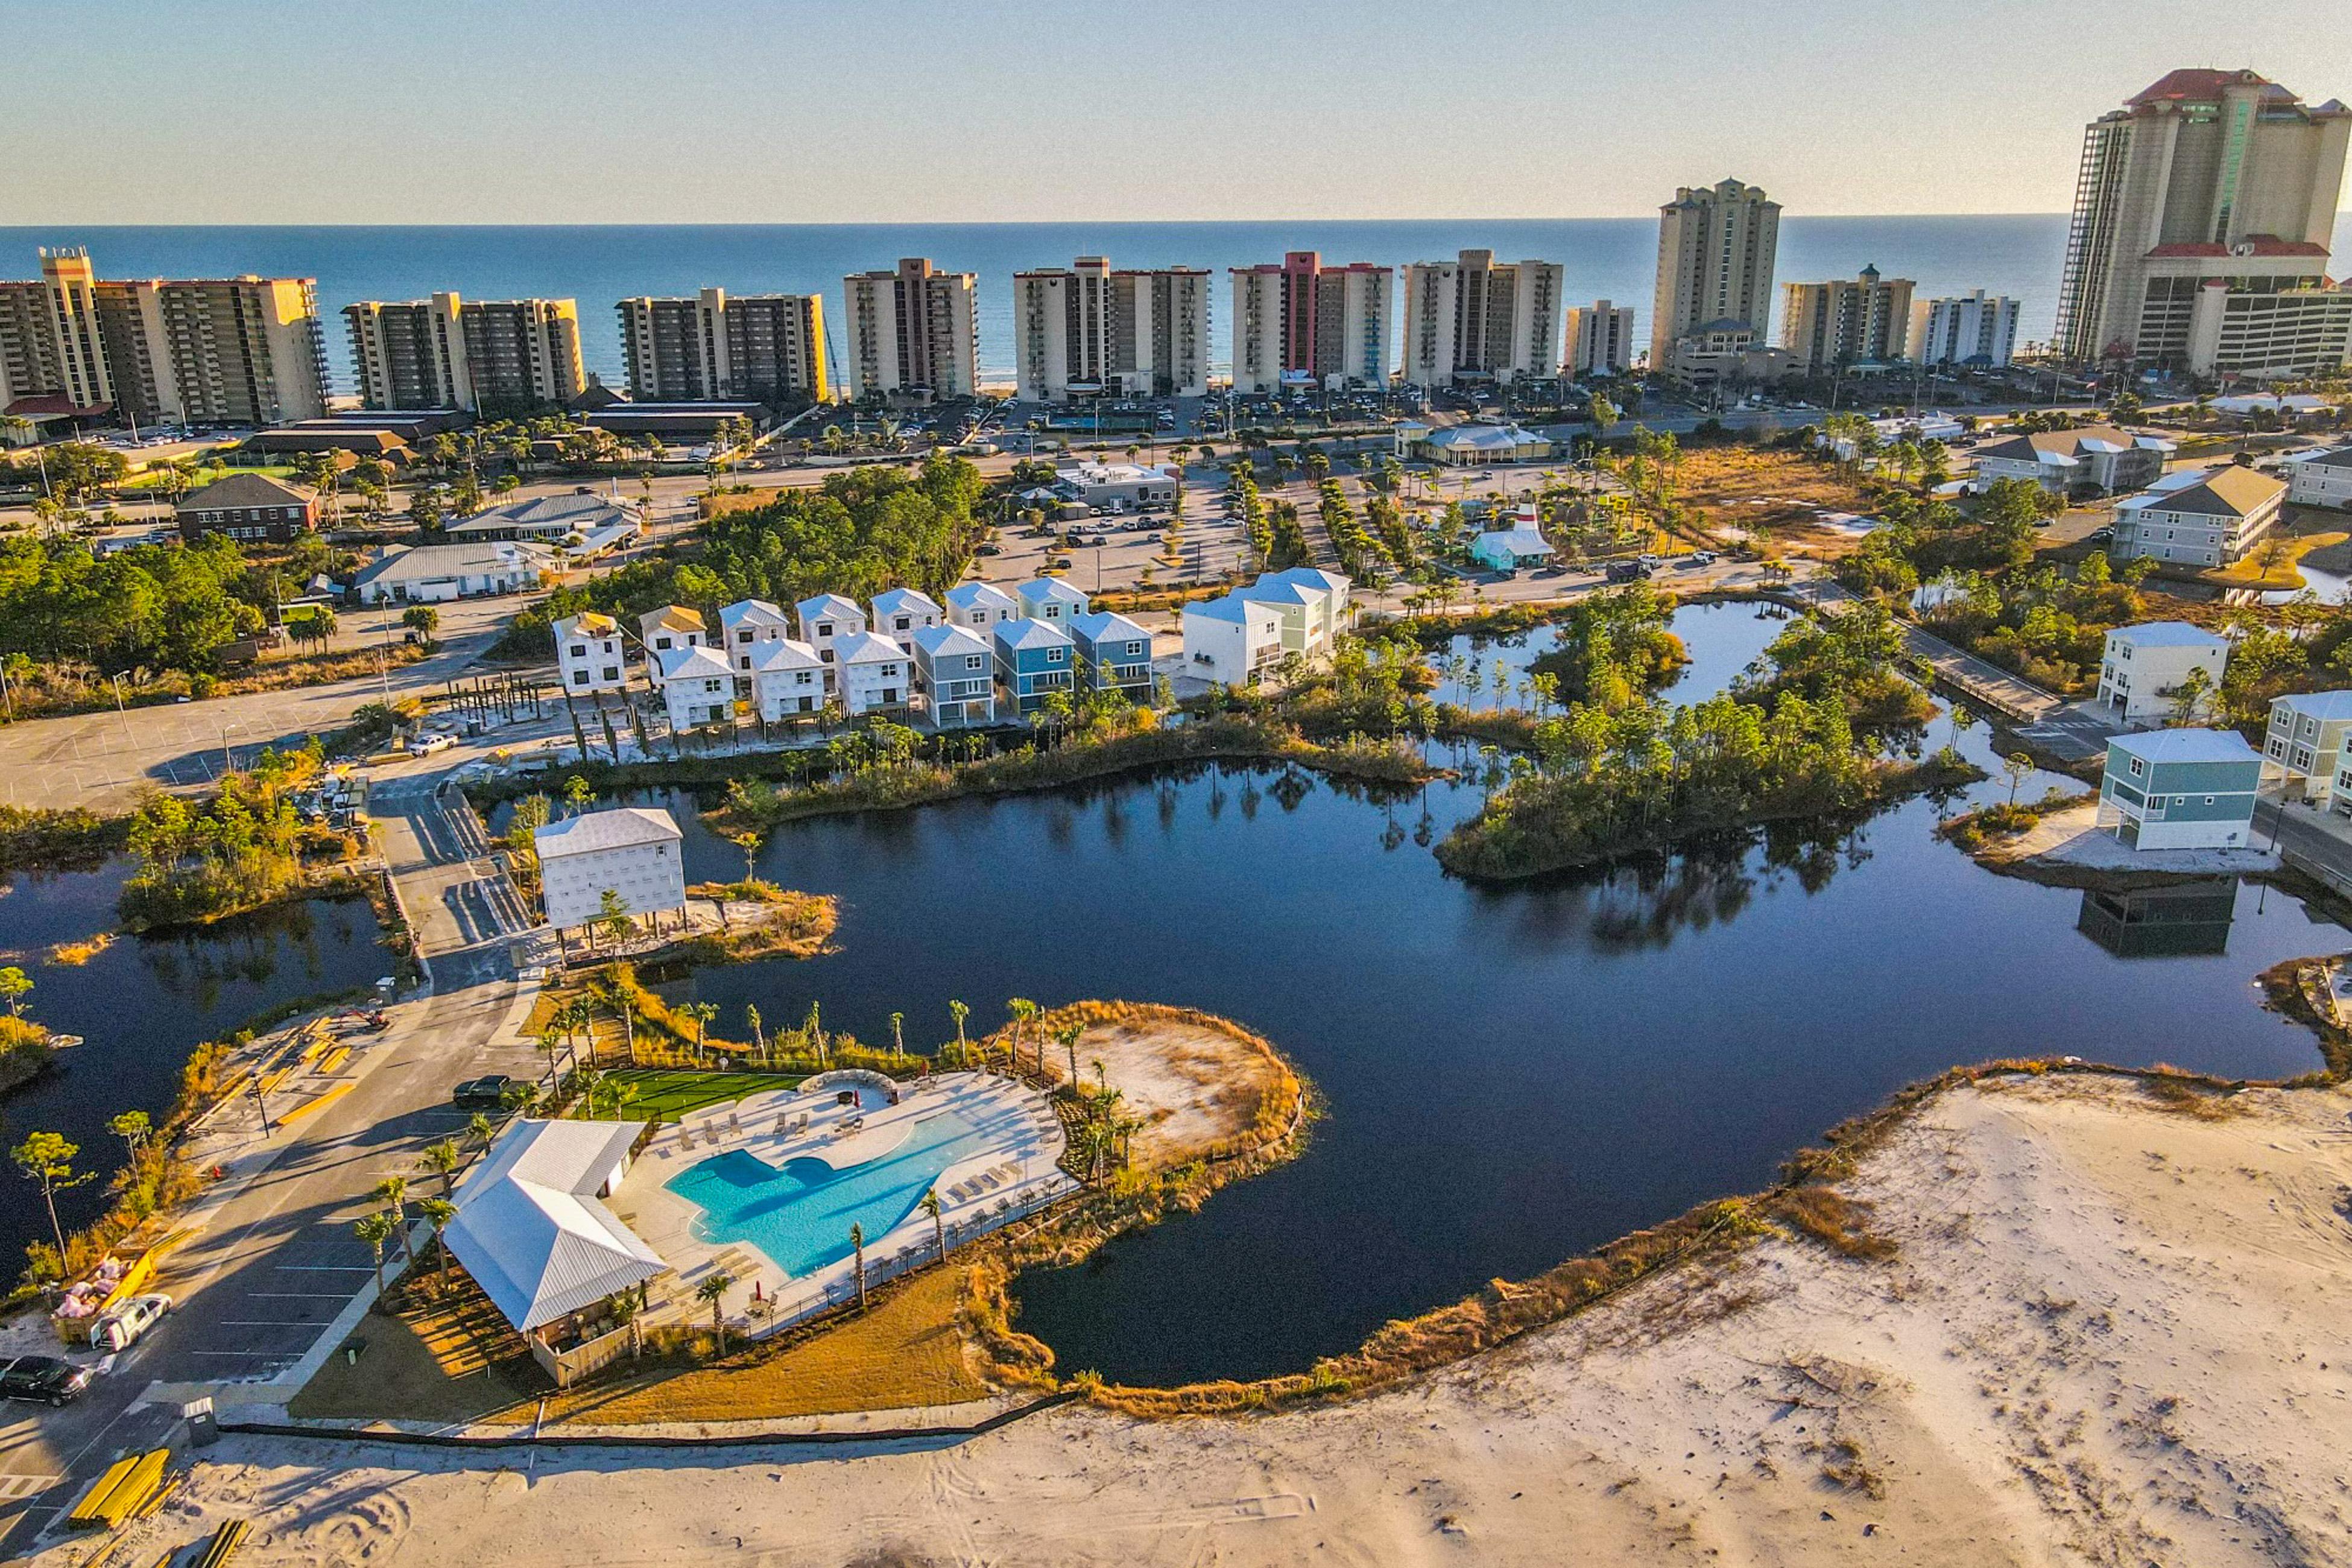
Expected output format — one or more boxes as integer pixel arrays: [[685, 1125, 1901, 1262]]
[[5, 217, 2350, 393]]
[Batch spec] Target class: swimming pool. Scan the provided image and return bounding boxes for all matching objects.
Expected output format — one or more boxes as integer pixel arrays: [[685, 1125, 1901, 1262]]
[[663, 1109, 992, 1277]]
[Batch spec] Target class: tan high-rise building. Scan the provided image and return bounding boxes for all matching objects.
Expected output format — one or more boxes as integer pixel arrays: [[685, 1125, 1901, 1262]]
[[1780, 266, 1917, 371], [1563, 300, 1636, 377], [616, 288, 827, 405], [1651, 179, 1782, 368], [348, 294, 584, 412], [1013, 258, 1208, 401], [1399, 250, 1563, 387], [1230, 252, 1393, 394], [2055, 68, 2351, 371], [844, 259, 978, 400], [0, 249, 116, 413]]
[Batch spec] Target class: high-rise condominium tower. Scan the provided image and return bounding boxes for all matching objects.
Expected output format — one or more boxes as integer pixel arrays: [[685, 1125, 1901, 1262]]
[[616, 289, 827, 404], [1650, 179, 1781, 368], [1399, 250, 1563, 387], [345, 295, 585, 412], [1562, 300, 1636, 376], [843, 259, 978, 401], [1780, 266, 1917, 371], [1013, 258, 1209, 402], [2055, 68, 2351, 375], [1230, 252, 1393, 394]]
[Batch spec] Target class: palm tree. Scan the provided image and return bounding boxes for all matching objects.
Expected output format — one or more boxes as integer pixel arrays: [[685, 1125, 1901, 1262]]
[[695, 1270, 733, 1353], [850, 1222, 868, 1310], [374, 1175, 414, 1265], [467, 1112, 496, 1148], [890, 1012, 906, 1060], [920, 1189, 945, 1264], [420, 1198, 457, 1291], [354, 1212, 397, 1298], [687, 1001, 718, 1064], [745, 1003, 766, 1063], [1005, 998, 1038, 1075], [417, 1137, 463, 1195], [1058, 1023, 1083, 1087], [948, 999, 969, 1058]]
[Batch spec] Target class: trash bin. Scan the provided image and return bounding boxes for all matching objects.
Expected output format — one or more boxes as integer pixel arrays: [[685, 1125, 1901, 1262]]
[[183, 1396, 218, 1447]]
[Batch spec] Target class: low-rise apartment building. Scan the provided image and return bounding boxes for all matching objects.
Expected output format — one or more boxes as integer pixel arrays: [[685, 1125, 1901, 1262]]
[[175, 472, 317, 544], [1967, 425, 2174, 496], [2096, 729, 2261, 852], [2286, 446, 2352, 510], [2110, 466, 2287, 569], [2095, 621, 2230, 726], [2264, 689, 2352, 801]]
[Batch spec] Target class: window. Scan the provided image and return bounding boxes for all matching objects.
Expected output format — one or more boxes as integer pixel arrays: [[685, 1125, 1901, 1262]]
[[572, 670, 588, 684], [1046, 648, 1066, 663], [569, 644, 587, 658], [2127, 757, 2144, 777]]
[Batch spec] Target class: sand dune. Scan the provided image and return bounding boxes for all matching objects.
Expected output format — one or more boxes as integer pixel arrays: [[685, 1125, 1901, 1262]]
[[43, 1073, 2352, 1566]]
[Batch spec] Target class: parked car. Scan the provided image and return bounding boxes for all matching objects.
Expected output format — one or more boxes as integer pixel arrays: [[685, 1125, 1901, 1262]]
[[1688, 550, 1718, 567], [1637, 553, 1664, 569], [1605, 561, 1652, 583], [976, 543, 1003, 556], [92, 1293, 173, 1352], [1, 1355, 93, 1406], [406, 732, 456, 757], [451, 1075, 514, 1110], [2086, 527, 2114, 546]]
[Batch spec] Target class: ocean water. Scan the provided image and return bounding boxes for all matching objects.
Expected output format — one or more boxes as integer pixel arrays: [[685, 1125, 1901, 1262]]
[[27, 215, 2352, 396]]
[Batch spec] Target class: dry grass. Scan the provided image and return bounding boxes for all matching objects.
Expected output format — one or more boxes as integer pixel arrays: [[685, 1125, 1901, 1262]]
[[2198, 524, 2350, 590], [1669, 448, 1882, 555], [1768, 1186, 1899, 1261], [289, 1271, 545, 1423], [45, 932, 115, 966], [528, 1266, 983, 1425], [2137, 1072, 2246, 1121]]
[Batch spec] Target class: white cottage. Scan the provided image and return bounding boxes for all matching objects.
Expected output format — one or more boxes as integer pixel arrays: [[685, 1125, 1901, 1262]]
[[718, 599, 792, 686], [656, 644, 735, 730], [1181, 593, 1287, 686], [1016, 576, 1089, 626], [946, 581, 1019, 633], [871, 587, 944, 649], [533, 806, 686, 932], [833, 630, 912, 716], [553, 612, 627, 694], [795, 593, 868, 691], [750, 637, 828, 721], [2096, 622, 2230, 727]]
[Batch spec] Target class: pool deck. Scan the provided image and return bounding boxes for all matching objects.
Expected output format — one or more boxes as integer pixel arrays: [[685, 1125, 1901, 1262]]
[[609, 1071, 1073, 1338]]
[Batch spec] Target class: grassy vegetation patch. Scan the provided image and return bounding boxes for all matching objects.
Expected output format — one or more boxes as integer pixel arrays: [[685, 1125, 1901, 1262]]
[[602, 1067, 805, 1122]]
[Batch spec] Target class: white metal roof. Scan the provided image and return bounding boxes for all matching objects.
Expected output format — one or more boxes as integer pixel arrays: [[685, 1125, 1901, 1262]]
[[833, 629, 908, 665], [946, 581, 1017, 611], [444, 1119, 665, 1334], [795, 592, 865, 624], [871, 587, 943, 619], [533, 806, 683, 860], [912, 622, 991, 659], [2107, 727, 2259, 765], [2107, 621, 2225, 649], [656, 643, 733, 683], [748, 636, 823, 672], [719, 598, 788, 633]]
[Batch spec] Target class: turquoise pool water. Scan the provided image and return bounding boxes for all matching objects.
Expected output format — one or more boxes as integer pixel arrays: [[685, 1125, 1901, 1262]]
[[663, 1110, 992, 1277]]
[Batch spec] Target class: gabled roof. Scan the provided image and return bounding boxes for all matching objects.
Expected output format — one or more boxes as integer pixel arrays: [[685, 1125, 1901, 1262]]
[[946, 580, 1017, 611], [911, 622, 991, 659], [795, 592, 865, 625], [2289, 446, 2352, 470], [1473, 527, 1556, 557], [2107, 727, 2259, 766], [2125, 466, 2284, 518], [1425, 423, 1549, 450], [1976, 425, 2173, 464], [180, 472, 313, 511], [833, 630, 907, 665], [748, 636, 823, 671], [444, 1119, 665, 1334], [455, 492, 630, 529], [1239, 579, 1320, 609], [1263, 567, 1351, 596], [2274, 689, 2352, 722], [2107, 621, 2227, 650], [640, 604, 705, 634], [351, 541, 555, 585], [1070, 610, 1151, 646], [871, 587, 943, 619], [1017, 577, 1090, 607], [553, 612, 617, 638], [656, 643, 733, 683], [994, 616, 1074, 652], [1183, 593, 1280, 627], [534, 807, 682, 859], [718, 598, 788, 633]]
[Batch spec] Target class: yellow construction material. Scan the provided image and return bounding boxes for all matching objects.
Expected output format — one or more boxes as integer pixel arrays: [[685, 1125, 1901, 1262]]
[[65, 1456, 138, 1528], [194, 1517, 250, 1568], [279, 1080, 355, 1127], [69, 1448, 166, 1529], [315, 1046, 350, 1075]]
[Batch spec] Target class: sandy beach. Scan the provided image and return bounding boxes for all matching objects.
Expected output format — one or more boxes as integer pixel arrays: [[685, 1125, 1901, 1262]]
[[37, 1070, 2352, 1566]]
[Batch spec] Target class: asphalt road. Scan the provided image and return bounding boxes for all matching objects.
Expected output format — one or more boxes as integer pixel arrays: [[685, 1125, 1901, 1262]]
[[0, 770, 540, 1557]]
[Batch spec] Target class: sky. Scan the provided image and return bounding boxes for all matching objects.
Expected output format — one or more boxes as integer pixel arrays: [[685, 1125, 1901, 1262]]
[[8, 0, 2352, 225]]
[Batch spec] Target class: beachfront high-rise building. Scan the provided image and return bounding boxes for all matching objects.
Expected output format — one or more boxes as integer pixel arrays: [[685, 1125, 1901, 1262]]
[[1229, 252, 1393, 394], [1013, 258, 1209, 402], [1399, 250, 1564, 387], [1562, 300, 1636, 377], [1780, 266, 1917, 371], [615, 289, 827, 405], [346, 294, 585, 412], [2, 250, 327, 428], [2055, 68, 2352, 375], [1909, 290, 2023, 367], [1651, 179, 1782, 369], [843, 259, 978, 402]]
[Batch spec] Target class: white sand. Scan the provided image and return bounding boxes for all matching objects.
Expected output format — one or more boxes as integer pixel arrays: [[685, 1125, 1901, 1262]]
[[47, 1074, 2352, 1566], [1980, 801, 2280, 877]]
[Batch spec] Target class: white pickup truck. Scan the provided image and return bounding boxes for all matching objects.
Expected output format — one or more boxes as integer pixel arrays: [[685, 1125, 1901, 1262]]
[[92, 1292, 174, 1352]]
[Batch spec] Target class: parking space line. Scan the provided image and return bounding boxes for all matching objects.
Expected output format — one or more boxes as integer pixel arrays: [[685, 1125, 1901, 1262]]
[[248, 1292, 353, 1300], [274, 1265, 373, 1272], [188, 1350, 288, 1358], [217, 1320, 320, 1328]]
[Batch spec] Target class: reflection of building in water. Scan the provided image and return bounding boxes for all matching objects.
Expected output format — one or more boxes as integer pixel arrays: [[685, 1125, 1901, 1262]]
[[2076, 879, 2239, 958]]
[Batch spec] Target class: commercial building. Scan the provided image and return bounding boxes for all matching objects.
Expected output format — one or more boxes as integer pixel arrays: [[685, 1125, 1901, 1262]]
[[1968, 424, 2173, 496], [1052, 461, 1175, 510], [175, 472, 318, 545], [346, 294, 584, 413], [1470, 522, 1556, 571], [1780, 266, 1916, 371], [2263, 689, 2352, 801], [1909, 290, 2023, 367], [2286, 446, 2352, 508], [2097, 729, 2261, 851], [1400, 250, 1564, 387], [2110, 464, 2287, 568], [444, 493, 637, 546], [842, 259, 979, 402], [554, 612, 627, 695], [2054, 69, 2351, 373], [1394, 422, 1554, 466], [615, 289, 827, 405], [1651, 179, 1782, 370], [1562, 300, 1636, 377], [350, 541, 555, 604], [533, 806, 687, 932], [1229, 252, 1393, 393], [1013, 258, 1209, 400], [2096, 621, 2231, 726]]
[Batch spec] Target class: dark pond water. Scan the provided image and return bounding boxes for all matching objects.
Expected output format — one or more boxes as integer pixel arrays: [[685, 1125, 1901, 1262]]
[[492, 603, 2341, 1385], [1430, 597, 1789, 711], [0, 860, 386, 1269]]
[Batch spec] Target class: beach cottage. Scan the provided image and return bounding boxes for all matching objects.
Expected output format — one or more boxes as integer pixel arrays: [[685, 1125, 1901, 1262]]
[[993, 618, 1076, 713], [1016, 577, 1089, 626], [718, 599, 793, 685], [833, 630, 912, 716], [749, 637, 827, 721], [656, 644, 735, 730], [1070, 610, 1155, 697], [912, 623, 998, 727], [2264, 690, 2352, 802], [794, 593, 868, 691], [2096, 622, 2230, 727], [553, 612, 627, 694], [871, 587, 944, 649], [1181, 593, 1286, 686], [2097, 729, 2260, 851], [946, 580, 1019, 633]]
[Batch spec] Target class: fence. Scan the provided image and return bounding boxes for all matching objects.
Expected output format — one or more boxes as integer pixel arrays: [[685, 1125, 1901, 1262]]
[[531, 1320, 636, 1390]]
